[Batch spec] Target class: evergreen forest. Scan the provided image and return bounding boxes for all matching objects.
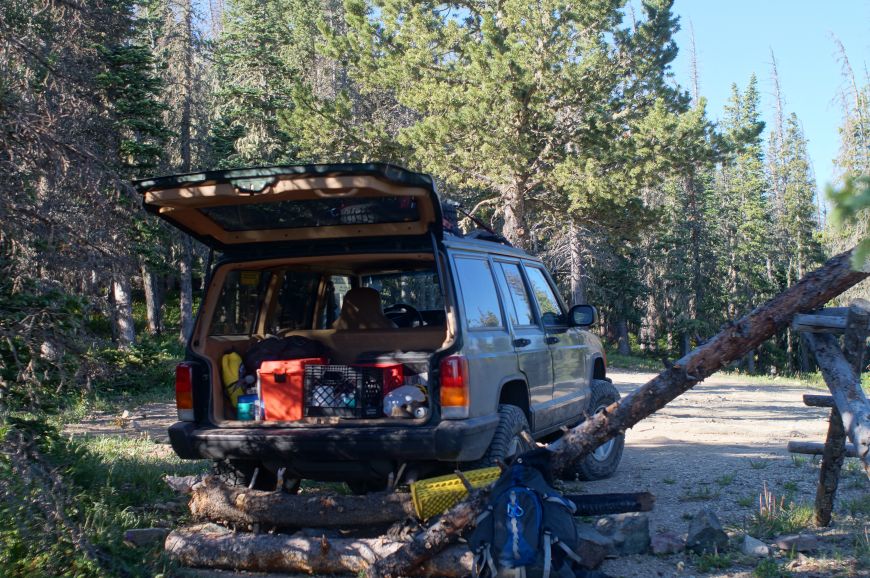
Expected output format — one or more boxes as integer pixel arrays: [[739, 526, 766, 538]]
[[0, 1, 867, 575]]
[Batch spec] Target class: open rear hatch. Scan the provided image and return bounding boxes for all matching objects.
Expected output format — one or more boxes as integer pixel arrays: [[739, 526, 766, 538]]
[[133, 163, 443, 251]]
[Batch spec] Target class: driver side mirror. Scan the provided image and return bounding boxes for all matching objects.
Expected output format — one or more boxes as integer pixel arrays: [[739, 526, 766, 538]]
[[569, 304, 598, 327]]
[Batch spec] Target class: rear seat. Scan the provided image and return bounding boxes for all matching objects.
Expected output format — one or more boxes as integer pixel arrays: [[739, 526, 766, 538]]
[[283, 328, 446, 364]]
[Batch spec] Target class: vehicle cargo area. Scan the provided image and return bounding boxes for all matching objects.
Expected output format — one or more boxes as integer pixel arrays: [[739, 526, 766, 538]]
[[192, 254, 451, 426]]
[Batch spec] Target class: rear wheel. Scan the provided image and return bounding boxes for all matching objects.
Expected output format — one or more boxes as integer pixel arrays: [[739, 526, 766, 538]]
[[469, 404, 534, 469], [561, 379, 624, 481], [212, 459, 300, 493]]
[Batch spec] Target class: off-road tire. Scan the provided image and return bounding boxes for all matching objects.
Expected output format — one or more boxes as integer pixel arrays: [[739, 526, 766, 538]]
[[211, 459, 300, 493], [565, 379, 624, 481], [469, 404, 534, 469]]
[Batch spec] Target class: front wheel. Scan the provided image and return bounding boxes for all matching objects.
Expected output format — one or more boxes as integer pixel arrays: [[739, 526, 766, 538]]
[[562, 379, 625, 481]]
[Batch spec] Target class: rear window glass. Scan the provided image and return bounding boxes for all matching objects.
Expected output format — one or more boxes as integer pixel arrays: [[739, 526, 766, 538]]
[[199, 196, 419, 232], [362, 270, 443, 312], [210, 270, 270, 335], [268, 271, 322, 333], [454, 257, 504, 329]]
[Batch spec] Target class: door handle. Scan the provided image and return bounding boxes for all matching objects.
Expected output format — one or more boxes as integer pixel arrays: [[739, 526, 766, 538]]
[[513, 338, 531, 348], [545, 336, 560, 345]]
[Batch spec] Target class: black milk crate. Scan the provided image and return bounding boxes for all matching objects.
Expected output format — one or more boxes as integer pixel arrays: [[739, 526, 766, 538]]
[[303, 364, 383, 418]]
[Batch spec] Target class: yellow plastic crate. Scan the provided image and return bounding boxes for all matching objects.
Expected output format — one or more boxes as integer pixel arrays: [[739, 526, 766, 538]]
[[410, 467, 501, 520]]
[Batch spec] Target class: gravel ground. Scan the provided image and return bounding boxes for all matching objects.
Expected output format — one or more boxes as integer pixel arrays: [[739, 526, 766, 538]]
[[564, 370, 869, 578], [65, 369, 869, 577]]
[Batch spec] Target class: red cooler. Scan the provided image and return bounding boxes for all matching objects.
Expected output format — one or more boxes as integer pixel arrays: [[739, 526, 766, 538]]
[[259, 357, 328, 420]]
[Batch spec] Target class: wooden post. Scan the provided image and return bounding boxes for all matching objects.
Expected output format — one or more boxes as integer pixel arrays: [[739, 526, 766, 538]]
[[805, 302, 870, 471], [367, 250, 869, 578], [813, 408, 848, 526]]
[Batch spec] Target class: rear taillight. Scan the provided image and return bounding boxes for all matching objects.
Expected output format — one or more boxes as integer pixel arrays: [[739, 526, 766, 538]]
[[175, 362, 195, 421], [439, 355, 469, 419]]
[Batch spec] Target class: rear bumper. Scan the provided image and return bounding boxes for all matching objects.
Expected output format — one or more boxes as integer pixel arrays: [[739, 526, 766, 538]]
[[168, 414, 499, 463]]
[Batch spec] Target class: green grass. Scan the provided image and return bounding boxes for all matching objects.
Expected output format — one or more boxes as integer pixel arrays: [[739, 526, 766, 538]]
[[605, 348, 870, 394], [1, 420, 209, 578], [843, 494, 870, 517], [680, 484, 719, 502], [753, 558, 793, 578], [737, 494, 755, 508], [694, 551, 732, 572], [716, 473, 735, 487], [747, 485, 814, 538], [749, 459, 770, 470]]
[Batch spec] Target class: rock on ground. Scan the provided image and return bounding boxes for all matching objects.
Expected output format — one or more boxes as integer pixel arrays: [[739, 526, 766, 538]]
[[650, 531, 685, 555], [774, 533, 820, 552], [686, 508, 728, 554], [741, 534, 770, 557], [593, 513, 650, 556]]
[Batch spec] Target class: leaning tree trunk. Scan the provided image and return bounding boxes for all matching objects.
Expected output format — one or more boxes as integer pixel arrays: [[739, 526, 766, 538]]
[[367, 249, 868, 578]]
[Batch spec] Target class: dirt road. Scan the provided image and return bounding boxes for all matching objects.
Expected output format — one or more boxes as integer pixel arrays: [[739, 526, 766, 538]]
[[567, 370, 868, 577]]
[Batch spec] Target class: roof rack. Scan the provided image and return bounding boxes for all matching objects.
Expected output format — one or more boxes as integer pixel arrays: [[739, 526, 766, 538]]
[[441, 200, 513, 246]]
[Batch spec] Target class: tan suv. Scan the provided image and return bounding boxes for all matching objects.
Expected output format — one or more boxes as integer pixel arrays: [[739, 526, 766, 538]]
[[135, 163, 623, 492]]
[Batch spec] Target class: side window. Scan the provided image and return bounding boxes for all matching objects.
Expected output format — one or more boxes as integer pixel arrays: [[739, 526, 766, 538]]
[[317, 275, 351, 329], [495, 262, 536, 326], [524, 266, 566, 326], [210, 270, 270, 335], [454, 257, 504, 329], [268, 271, 322, 332]]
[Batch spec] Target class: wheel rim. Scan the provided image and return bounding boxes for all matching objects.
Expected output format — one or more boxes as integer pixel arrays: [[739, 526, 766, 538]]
[[591, 404, 616, 462]]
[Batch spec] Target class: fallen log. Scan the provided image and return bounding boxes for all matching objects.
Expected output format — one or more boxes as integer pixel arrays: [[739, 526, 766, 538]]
[[803, 394, 836, 408], [188, 474, 655, 528], [188, 476, 416, 528], [367, 249, 868, 578], [788, 440, 858, 458], [165, 524, 472, 576]]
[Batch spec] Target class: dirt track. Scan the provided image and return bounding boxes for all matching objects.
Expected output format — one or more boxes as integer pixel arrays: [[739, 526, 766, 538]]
[[568, 370, 869, 577]]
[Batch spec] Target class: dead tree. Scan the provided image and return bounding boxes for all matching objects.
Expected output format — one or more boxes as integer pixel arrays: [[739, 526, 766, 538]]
[[367, 249, 868, 578]]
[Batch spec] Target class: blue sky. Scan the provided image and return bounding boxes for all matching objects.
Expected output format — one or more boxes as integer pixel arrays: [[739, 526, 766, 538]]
[[667, 0, 870, 193]]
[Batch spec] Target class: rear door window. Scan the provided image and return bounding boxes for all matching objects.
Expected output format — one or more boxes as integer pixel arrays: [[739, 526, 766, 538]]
[[210, 270, 271, 335], [454, 257, 504, 329], [268, 271, 322, 332], [524, 266, 567, 326]]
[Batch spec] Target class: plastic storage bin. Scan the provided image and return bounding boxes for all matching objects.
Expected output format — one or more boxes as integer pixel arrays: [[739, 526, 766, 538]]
[[303, 364, 383, 418]]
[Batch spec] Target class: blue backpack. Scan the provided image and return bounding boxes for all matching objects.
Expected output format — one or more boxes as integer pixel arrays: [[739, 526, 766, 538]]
[[468, 454, 583, 578]]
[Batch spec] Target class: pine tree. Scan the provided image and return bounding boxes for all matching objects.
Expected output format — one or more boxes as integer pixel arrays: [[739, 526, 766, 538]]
[[211, 0, 324, 165], [713, 76, 771, 371]]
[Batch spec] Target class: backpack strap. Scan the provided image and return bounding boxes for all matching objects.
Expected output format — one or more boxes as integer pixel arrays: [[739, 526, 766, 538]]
[[555, 537, 584, 565], [544, 494, 577, 514], [473, 545, 496, 578], [543, 531, 553, 578]]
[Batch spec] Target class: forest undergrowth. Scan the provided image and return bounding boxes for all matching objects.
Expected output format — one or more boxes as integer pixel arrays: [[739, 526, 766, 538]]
[[0, 266, 207, 577]]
